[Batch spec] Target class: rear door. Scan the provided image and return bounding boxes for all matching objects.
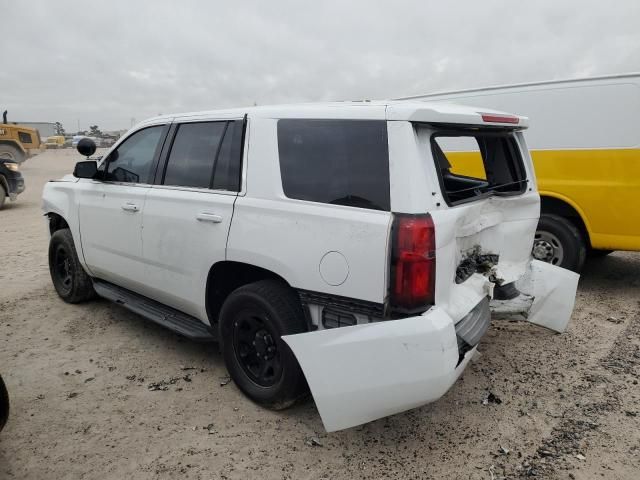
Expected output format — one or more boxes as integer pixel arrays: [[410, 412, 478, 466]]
[[140, 119, 244, 321], [79, 124, 168, 292]]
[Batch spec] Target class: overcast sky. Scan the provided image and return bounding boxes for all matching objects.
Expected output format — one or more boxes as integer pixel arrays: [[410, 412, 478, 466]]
[[2, 0, 639, 131]]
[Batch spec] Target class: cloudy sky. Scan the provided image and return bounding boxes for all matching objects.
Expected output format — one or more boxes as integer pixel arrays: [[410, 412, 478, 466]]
[[2, 0, 639, 131]]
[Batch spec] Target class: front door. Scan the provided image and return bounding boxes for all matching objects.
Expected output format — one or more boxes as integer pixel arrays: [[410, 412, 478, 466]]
[[79, 124, 167, 292]]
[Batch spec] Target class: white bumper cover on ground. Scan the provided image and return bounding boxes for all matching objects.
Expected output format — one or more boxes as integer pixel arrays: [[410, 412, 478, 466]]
[[283, 307, 470, 432]]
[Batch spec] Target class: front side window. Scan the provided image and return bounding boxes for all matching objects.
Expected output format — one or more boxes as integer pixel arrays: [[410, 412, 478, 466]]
[[105, 126, 164, 183], [277, 119, 390, 211]]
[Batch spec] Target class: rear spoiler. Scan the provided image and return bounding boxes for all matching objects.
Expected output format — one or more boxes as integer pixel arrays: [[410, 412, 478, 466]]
[[386, 104, 529, 129]]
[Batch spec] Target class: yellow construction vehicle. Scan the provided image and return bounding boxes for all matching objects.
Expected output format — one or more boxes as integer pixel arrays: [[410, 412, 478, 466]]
[[0, 110, 45, 163]]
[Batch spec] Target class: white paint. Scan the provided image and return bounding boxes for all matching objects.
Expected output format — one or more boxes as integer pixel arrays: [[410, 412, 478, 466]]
[[516, 260, 580, 332], [282, 306, 467, 432]]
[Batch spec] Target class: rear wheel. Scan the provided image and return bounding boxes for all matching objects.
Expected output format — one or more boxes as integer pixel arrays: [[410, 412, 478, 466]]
[[219, 280, 308, 409], [0, 184, 5, 209], [0, 144, 25, 164], [48, 229, 96, 303], [533, 214, 586, 272]]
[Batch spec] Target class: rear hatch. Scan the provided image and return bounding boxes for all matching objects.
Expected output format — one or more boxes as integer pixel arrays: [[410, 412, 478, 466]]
[[405, 111, 541, 323]]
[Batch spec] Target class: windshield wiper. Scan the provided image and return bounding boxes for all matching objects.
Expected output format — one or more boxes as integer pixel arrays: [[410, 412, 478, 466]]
[[481, 179, 528, 193], [448, 179, 528, 197]]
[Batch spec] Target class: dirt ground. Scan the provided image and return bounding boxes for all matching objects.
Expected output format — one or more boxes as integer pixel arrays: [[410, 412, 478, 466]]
[[0, 149, 638, 480]]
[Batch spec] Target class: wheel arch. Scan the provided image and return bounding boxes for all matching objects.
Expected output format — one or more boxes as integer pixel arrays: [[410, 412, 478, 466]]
[[0, 139, 26, 155], [205, 261, 294, 326], [539, 192, 592, 248], [45, 212, 70, 236]]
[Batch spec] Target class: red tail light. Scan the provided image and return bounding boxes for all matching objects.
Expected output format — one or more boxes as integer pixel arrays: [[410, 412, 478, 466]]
[[390, 213, 436, 312]]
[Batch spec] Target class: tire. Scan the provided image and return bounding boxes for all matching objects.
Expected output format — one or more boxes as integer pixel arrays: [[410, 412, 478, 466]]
[[533, 214, 586, 272], [48, 229, 96, 303], [0, 374, 8, 432], [219, 280, 308, 410], [0, 183, 5, 210], [0, 144, 25, 163]]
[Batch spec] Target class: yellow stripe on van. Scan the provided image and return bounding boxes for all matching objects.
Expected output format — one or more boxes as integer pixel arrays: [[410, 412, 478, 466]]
[[446, 148, 640, 251]]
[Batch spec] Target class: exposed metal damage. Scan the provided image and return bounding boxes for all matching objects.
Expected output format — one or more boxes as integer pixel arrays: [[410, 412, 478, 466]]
[[455, 245, 501, 284]]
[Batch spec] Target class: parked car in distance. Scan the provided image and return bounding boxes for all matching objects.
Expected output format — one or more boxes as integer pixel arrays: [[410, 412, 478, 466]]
[[0, 156, 25, 209], [42, 102, 579, 431], [396, 73, 640, 271]]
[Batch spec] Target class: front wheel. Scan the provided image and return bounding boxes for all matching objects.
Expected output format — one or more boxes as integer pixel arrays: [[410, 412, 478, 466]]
[[219, 280, 308, 410], [0, 184, 5, 210], [48, 229, 96, 303], [533, 214, 586, 272]]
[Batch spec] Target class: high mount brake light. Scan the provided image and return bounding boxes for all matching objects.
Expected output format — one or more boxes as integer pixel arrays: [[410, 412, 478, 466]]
[[480, 113, 520, 124], [390, 214, 436, 312]]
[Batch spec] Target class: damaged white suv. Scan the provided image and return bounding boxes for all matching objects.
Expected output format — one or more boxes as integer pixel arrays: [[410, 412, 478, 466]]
[[42, 102, 579, 432]]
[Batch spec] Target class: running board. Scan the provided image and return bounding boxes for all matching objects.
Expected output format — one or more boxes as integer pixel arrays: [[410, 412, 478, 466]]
[[93, 280, 216, 342]]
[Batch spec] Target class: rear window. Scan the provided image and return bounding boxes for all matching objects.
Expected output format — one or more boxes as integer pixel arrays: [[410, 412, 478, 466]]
[[277, 119, 390, 211], [429, 130, 527, 205]]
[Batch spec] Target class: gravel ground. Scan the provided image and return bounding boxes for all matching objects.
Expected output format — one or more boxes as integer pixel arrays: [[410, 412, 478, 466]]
[[1, 149, 638, 479]]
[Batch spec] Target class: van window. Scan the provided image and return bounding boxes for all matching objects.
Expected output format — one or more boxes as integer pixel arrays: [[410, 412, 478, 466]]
[[429, 130, 526, 205], [277, 119, 390, 211]]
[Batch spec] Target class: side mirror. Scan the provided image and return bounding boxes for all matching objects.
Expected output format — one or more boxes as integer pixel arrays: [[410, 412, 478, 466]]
[[73, 160, 98, 179], [77, 137, 97, 157]]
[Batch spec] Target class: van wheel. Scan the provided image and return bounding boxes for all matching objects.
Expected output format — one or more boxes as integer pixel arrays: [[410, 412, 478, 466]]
[[0, 184, 5, 210], [533, 214, 586, 272], [219, 280, 308, 410], [48, 229, 96, 303]]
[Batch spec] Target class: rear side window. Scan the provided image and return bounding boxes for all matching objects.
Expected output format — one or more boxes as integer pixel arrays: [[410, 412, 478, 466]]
[[163, 120, 243, 191], [430, 130, 527, 205], [277, 119, 390, 211], [163, 122, 226, 189]]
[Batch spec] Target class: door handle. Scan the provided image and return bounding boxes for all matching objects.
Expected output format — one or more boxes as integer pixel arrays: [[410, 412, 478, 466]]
[[196, 212, 223, 223], [121, 203, 140, 212]]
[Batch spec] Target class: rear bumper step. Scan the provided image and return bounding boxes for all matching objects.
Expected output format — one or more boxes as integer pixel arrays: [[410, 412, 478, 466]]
[[93, 280, 216, 342]]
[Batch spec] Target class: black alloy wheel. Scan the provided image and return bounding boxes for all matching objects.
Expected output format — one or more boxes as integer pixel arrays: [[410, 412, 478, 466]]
[[232, 309, 283, 387]]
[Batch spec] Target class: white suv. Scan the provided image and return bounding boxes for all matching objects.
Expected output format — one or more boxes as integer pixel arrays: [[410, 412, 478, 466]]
[[42, 102, 579, 432]]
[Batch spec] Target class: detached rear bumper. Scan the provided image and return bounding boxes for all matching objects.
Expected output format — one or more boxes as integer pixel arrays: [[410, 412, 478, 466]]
[[283, 260, 579, 432], [283, 305, 476, 432]]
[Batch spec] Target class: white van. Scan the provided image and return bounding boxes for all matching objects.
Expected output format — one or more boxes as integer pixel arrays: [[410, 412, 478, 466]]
[[396, 73, 640, 271]]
